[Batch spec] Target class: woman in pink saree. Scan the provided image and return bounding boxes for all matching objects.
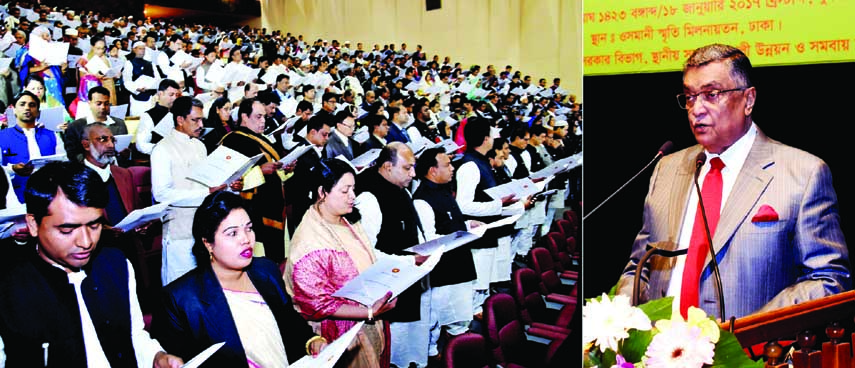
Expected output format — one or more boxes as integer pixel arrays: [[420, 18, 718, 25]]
[[284, 159, 397, 368]]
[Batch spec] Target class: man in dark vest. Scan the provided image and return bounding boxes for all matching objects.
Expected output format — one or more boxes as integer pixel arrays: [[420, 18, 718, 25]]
[[413, 147, 478, 361], [220, 98, 290, 263], [123, 41, 159, 118], [507, 126, 532, 179], [354, 142, 431, 368], [135, 79, 180, 155], [0, 161, 183, 367], [454, 117, 518, 318]]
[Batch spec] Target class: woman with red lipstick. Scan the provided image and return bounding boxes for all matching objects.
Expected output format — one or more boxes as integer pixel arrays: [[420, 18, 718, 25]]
[[285, 158, 397, 368], [152, 191, 325, 367]]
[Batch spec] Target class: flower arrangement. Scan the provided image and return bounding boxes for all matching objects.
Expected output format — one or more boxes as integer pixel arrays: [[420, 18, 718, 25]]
[[582, 293, 765, 368]]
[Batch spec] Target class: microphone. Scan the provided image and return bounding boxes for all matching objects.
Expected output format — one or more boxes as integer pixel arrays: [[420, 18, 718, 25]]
[[583, 141, 674, 221], [692, 152, 727, 322]]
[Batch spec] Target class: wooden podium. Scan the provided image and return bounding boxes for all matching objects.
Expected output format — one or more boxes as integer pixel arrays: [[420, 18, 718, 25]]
[[720, 290, 855, 368]]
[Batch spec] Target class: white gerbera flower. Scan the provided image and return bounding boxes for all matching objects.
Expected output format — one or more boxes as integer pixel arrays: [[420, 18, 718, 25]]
[[644, 319, 715, 368], [583, 293, 652, 353]]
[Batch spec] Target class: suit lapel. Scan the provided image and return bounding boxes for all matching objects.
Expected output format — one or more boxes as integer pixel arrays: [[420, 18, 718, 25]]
[[707, 132, 774, 265], [110, 166, 136, 214], [667, 147, 703, 249]]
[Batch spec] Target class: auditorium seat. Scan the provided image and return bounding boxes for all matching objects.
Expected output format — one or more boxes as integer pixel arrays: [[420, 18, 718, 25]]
[[529, 248, 576, 297], [511, 268, 574, 334], [442, 333, 491, 368], [482, 293, 565, 367]]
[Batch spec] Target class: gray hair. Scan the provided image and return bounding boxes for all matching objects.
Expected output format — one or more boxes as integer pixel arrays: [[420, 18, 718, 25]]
[[683, 44, 753, 88]]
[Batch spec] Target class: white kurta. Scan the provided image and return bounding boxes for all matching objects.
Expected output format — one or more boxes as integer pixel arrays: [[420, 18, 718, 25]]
[[151, 129, 209, 285]]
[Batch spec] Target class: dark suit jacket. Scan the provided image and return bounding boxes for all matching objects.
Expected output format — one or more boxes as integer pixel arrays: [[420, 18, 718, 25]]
[[153, 258, 315, 367], [386, 122, 410, 144], [363, 135, 386, 151], [64, 118, 129, 164]]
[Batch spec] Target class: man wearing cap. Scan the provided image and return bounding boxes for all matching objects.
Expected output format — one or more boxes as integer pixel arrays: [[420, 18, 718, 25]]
[[124, 41, 160, 117]]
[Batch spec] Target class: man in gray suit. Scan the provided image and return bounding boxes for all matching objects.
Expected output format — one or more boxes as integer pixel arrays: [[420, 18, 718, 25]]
[[616, 44, 850, 320], [325, 110, 362, 160]]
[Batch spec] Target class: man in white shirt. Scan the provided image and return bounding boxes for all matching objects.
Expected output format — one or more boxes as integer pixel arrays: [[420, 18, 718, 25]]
[[151, 96, 229, 285], [0, 161, 183, 367], [136, 79, 180, 155]]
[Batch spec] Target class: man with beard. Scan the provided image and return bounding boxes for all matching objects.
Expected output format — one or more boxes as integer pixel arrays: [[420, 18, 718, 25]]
[[80, 123, 138, 227], [64, 86, 129, 165]]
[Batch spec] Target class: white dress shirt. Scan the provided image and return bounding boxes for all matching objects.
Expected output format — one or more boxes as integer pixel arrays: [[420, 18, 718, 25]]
[[135, 108, 172, 155], [666, 123, 758, 311], [355, 189, 424, 264], [55, 260, 166, 368]]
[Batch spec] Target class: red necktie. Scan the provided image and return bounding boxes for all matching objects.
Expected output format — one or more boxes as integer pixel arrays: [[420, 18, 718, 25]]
[[680, 157, 725, 318]]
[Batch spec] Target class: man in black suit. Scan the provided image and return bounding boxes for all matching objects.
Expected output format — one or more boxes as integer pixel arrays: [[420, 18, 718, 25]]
[[0, 162, 183, 367], [63, 86, 129, 165], [285, 116, 330, 236], [363, 114, 390, 151]]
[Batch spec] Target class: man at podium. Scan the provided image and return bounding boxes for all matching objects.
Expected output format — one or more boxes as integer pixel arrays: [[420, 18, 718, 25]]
[[615, 44, 851, 320]]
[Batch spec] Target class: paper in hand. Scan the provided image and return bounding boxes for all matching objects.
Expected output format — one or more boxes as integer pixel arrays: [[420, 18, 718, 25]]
[[180, 342, 226, 368], [289, 322, 365, 368]]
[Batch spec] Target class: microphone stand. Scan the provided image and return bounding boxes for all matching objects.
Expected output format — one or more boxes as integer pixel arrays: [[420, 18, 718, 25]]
[[693, 160, 727, 323], [632, 243, 687, 307]]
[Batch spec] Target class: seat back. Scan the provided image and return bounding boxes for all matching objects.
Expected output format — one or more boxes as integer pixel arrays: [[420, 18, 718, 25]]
[[483, 293, 519, 364], [514, 268, 546, 325], [443, 332, 491, 368], [127, 166, 153, 207], [556, 219, 574, 238], [531, 247, 562, 295]]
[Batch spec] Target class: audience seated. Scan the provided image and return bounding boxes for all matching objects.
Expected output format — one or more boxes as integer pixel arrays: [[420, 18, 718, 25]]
[[0, 3, 580, 366]]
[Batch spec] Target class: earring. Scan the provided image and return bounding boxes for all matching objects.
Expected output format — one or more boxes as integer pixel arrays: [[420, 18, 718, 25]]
[[209, 252, 213, 261]]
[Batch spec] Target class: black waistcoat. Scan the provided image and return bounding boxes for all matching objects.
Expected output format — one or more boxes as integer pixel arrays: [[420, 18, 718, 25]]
[[130, 57, 156, 101], [0, 248, 136, 367], [356, 168, 425, 322], [145, 104, 170, 144], [412, 180, 476, 287], [508, 145, 531, 179]]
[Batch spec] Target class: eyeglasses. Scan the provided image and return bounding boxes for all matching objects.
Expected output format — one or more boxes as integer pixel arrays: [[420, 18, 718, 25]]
[[676, 88, 747, 109], [86, 135, 117, 143]]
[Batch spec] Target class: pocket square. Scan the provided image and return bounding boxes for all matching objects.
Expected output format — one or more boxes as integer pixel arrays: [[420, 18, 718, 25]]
[[751, 205, 779, 223]]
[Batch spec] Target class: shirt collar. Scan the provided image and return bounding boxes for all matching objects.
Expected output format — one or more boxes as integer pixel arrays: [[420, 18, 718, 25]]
[[86, 115, 115, 126], [704, 122, 757, 172], [374, 134, 387, 145], [333, 128, 349, 147], [83, 159, 112, 182]]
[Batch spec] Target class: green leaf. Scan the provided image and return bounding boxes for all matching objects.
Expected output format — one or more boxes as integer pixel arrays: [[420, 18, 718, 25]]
[[622, 329, 655, 363], [709, 329, 765, 367], [638, 296, 674, 322]]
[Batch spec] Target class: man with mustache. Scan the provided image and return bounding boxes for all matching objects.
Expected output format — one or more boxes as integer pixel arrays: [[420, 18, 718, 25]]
[[64, 86, 130, 166], [80, 123, 137, 227], [151, 96, 233, 286]]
